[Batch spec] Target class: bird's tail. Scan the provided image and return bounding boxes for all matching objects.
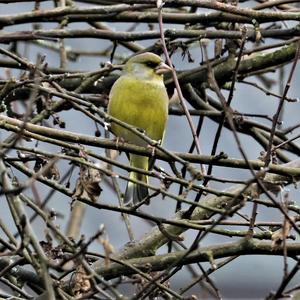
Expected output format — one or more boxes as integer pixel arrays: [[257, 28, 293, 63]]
[[124, 154, 149, 205]]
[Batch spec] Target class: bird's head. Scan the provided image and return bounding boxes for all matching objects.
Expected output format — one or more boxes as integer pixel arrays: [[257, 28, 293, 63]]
[[123, 52, 171, 80]]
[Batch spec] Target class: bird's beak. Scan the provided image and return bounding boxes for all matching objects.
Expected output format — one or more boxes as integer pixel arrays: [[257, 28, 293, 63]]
[[155, 62, 172, 75]]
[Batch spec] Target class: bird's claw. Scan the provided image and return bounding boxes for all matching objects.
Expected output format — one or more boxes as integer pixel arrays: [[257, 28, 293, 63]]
[[147, 145, 156, 157], [115, 137, 126, 150]]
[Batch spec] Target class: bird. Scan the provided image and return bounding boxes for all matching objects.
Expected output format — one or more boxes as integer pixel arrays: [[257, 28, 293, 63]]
[[108, 52, 171, 204]]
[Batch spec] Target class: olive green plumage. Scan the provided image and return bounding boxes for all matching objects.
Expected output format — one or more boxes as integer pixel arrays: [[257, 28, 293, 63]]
[[108, 52, 170, 204]]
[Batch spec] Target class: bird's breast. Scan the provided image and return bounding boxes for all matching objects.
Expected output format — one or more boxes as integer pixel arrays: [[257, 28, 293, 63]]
[[108, 75, 169, 145]]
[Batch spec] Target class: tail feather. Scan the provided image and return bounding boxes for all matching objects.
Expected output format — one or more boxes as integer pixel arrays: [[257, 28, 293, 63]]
[[124, 154, 149, 205], [124, 180, 149, 205]]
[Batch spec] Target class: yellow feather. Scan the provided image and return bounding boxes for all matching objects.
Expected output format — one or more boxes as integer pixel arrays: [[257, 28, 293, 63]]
[[108, 52, 169, 204]]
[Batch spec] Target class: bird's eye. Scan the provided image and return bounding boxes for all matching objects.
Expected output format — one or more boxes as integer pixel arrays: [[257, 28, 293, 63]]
[[145, 61, 159, 68]]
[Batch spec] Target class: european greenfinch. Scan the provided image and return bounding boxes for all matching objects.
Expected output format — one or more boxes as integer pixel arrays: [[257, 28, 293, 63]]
[[108, 52, 170, 204]]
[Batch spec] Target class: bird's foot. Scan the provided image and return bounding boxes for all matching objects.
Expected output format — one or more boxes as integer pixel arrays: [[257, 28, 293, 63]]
[[115, 137, 126, 150], [147, 144, 156, 157]]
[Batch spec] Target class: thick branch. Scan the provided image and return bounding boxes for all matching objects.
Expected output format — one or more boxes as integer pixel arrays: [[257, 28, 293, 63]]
[[95, 239, 300, 279], [1, 115, 300, 177], [0, 27, 300, 43]]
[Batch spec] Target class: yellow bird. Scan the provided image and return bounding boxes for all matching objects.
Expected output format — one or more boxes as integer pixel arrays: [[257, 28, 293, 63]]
[[108, 52, 170, 204]]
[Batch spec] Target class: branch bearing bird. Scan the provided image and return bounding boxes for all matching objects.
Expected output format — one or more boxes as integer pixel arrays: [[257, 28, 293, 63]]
[[108, 52, 171, 204]]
